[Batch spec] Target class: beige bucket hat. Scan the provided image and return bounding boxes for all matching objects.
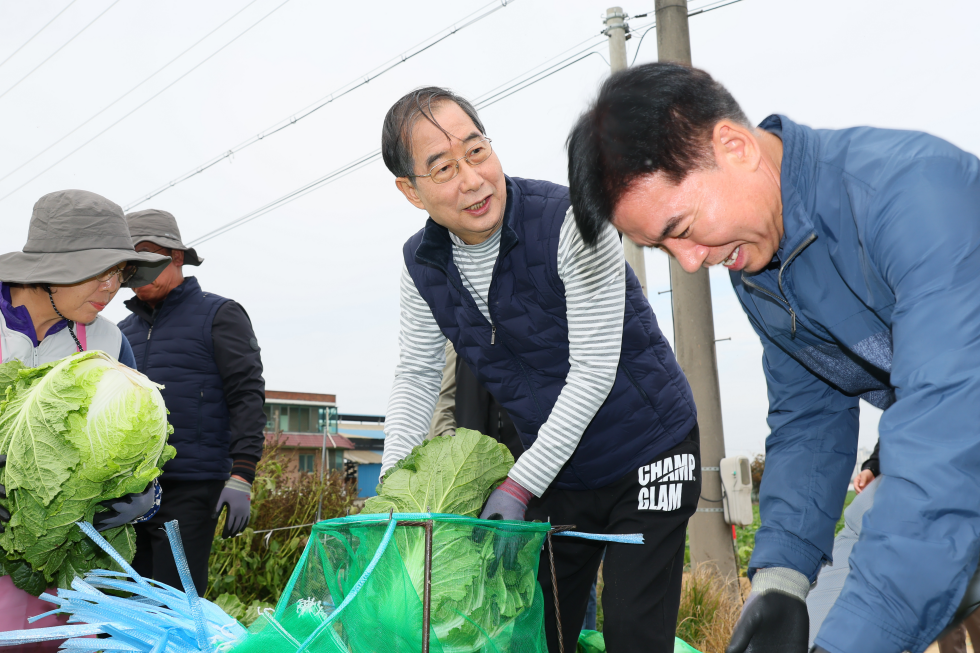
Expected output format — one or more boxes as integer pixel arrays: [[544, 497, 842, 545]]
[[125, 209, 203, 266], [0, 190, 171, 287]]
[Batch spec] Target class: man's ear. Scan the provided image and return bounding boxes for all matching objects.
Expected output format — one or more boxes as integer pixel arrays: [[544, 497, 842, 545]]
[[171, 249, 185, 267], [395, 177, 427, 211], [713, 120, 762, 172]]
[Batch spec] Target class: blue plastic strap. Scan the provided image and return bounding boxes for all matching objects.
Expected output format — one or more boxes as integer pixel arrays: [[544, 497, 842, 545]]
[[76, 522, 155, 592], [555, 531, 644, 544], [0, 624, 107, 646], [164, 520, 211, 651]]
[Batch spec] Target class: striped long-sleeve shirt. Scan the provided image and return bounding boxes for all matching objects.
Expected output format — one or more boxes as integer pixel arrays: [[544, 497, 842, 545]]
[[382, 208, 626, 496]]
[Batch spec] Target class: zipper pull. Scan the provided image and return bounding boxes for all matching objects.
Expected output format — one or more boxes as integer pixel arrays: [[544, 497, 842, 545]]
[[790, 310, 797, 338], [491, 325, 496, 345], [147, 326, 153, 340]]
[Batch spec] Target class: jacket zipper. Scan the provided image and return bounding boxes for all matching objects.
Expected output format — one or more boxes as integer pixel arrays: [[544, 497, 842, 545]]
[[142, 325, 153, 372], [741, 233, 816, 338]]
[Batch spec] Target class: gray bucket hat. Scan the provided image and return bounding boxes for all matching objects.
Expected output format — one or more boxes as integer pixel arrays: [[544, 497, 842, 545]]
[[125, 209, 203, 266], [0, 190, 171, 288]]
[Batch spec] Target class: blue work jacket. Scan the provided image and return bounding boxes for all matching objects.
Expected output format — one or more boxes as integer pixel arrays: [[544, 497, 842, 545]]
[[731, 114, 980, 652]]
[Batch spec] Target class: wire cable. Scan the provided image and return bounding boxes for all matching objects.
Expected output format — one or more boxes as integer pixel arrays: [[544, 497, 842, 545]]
[[169, 0, 752, 247], [123, 0, 518, 211], [629, 0, 745, 66], [0, 0, 292, 205], [0, 0, 120, 102], [0, 0, 263, 186], [186, 38, 604, 247], [0, 0, 77, 70]]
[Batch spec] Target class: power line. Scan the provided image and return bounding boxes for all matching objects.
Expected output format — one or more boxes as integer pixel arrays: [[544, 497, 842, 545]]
[[629, 0, 745, 66], [123, 0, 518, 211], [187, 38, 604, 247], [0, 0, 263, 186], [0, 0, 120, 102], [0, 0, 78, 70], [0, 0, 292, 206], [185, 0, 749, 247]]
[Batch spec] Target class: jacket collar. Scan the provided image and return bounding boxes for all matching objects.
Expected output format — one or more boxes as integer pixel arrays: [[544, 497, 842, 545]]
[[0, 282, 70, 346], [413, 175, 520, 274], [758, 114, 819, 263], [124, 276, 201, 325]]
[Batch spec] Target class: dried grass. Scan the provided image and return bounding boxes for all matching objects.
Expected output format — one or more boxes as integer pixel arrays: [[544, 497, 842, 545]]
[[675, 564, 744, 653]]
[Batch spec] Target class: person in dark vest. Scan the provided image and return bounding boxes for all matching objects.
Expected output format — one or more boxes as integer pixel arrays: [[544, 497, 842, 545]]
[[379, 87, 699, 653], [118, 209, 266, 592]]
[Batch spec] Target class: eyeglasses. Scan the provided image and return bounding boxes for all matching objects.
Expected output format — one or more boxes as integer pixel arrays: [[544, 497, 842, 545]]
[[414, 138, 493, 184], [95, 264, 138, 287]]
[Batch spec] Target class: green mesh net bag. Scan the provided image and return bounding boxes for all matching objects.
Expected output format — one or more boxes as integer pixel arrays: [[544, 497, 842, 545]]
[[233, 512, 552, 653]]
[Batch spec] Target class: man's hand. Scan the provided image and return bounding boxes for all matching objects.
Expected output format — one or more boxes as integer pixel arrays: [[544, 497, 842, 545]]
[[93, 482, 157, 532], [0, 455, 9, 534], [213, 477, 251, 538], [853, 469, 875, 494], [478, 478, 533, 576], [479, 478, 532, 521], [726, 568, 810, 653]]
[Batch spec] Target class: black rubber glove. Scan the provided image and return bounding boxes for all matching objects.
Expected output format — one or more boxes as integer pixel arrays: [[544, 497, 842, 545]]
[[93, 482, 157, 532], [726, 591, 810, 653], [0, 455, 9, 534], [213, 478, 252, 538]]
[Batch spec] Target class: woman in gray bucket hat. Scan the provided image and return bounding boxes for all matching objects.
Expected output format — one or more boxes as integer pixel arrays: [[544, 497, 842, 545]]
[[0, 189, 170, 644]]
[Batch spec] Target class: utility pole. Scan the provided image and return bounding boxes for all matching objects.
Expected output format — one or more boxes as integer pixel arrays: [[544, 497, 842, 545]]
[[604, 7, 648, 297], [654, 0, 737, 579]]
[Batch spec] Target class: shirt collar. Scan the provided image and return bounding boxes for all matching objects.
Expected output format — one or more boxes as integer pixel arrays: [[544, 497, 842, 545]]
[[758, 114, 818, 262], [0, 282, 69, 347]]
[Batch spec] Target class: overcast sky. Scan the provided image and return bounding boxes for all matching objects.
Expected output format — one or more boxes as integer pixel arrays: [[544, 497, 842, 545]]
[[2, 0, 978, 457]]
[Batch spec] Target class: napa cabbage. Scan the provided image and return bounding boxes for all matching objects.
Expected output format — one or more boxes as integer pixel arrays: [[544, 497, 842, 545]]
[[0, 351, 175, 594], [361, 430, 547, 651]]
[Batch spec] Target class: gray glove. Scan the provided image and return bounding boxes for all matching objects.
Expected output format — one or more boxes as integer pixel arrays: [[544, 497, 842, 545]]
[[0, 455, 9, 533], [93, 482, 157, 532], [478, 478, 532, 521], [213, 478, 252, 538], [727, 567, 811, 653]]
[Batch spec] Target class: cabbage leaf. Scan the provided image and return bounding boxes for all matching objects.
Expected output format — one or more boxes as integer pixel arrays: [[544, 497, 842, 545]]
[[0, 351, 174, 593]]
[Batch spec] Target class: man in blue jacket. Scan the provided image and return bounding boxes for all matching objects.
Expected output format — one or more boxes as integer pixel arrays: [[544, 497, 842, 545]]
[[566, 62, 980, 653], [118, 210, 266, 593], [380, 86, 699, 652]]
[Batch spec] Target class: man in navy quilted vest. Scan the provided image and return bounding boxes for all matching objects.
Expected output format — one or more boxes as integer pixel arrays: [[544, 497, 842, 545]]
[[567, 63, 980, 653], [380, 86, 699, 653], [118, 210, 266, 593]]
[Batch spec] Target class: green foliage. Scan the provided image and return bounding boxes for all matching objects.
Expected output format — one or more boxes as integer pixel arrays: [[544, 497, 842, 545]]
[[364, 428, 513, 517], [0, 352, 174, 593], [205, 438, 354, 607], [212, 592, 274, 627]]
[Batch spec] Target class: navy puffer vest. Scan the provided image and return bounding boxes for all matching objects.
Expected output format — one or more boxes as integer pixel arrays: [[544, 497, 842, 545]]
[[405, 176, 697, 490], [118, 277, 232, 480]]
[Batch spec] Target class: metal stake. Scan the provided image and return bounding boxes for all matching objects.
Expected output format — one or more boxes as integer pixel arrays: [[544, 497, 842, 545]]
[[423, 520, 433, 653]]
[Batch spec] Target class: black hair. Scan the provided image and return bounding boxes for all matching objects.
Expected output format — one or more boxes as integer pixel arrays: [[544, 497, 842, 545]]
[[381, 86, 486, 180], [567, 63, 749, 246]]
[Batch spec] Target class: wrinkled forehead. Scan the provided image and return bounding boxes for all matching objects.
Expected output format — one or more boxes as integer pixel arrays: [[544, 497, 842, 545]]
[[408, 101, 483, 164]]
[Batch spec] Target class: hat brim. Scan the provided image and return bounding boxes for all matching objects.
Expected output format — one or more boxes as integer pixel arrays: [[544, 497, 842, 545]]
[[130, 236, 203, 266], [0, 248, 171, 288]]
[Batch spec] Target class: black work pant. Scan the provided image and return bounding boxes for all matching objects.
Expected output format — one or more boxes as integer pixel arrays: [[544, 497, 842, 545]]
[[132, 479, 224, 593], [526, 426, 700, 653]]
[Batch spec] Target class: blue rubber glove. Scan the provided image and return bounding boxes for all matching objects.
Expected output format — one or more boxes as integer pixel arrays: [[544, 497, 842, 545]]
[[93, 482, 157, 532], [0, 455, 9, 534], [726, 568, 810, 653], [213, 478, 251, 538]]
